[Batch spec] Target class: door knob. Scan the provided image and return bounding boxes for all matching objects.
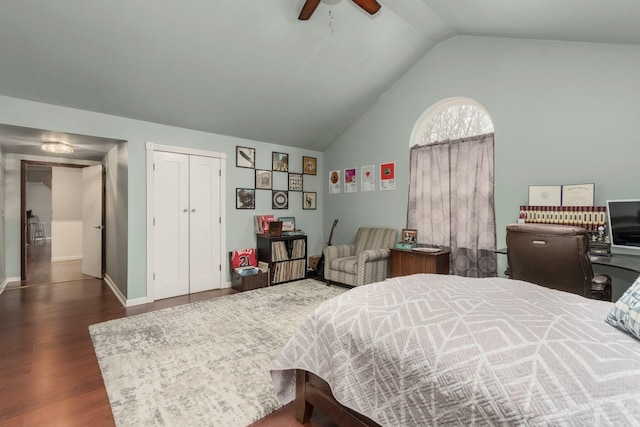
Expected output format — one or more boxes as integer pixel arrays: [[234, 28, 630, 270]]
[[183, 209, 188, 212], [191, 209, 196, 212]]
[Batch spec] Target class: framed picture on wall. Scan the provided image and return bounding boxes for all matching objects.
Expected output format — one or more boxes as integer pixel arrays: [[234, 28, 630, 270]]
[[236, 146, 255, 169], [255, 169, 272, 190], [236, 188, 255, 209], [303, 192, 316, 210], [303, 156, 317, 175], [288, 172, 303, 191], [272, 152, 289, 172], [272, 190, 288, 209]]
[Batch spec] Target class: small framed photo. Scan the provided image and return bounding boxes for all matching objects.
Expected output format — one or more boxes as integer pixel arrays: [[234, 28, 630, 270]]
[[272, 190, 288, 209], [528, 185, 561, 206], [303, 156, 317, 175], [303, 192, 317, 210], [255, 169, 272, 190], [288, 172, 303, 191], [272, 152, 289, 172], [561, 183, 595, 206], [401, 228, 417, 243], [278, 216, 296, 231], [236, 188, 255, 209], [236, 146, 255, 169]]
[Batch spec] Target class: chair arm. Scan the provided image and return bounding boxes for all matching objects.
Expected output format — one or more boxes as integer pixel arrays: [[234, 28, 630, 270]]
[[358, 248, 391, 263], [323, 244, 355, 262], [591, 274, 612, 301]]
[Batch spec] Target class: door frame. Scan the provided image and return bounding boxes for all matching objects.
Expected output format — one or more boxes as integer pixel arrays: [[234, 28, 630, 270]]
[[145, 142, 227, 303], [20, 160, 106, 281]]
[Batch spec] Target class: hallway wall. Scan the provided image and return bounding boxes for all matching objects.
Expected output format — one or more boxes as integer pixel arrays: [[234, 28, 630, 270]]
[[26, 182, 52, 238]]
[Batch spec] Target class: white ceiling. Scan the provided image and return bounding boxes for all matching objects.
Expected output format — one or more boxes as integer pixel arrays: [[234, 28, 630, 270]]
[[0, 0, 639, 159]]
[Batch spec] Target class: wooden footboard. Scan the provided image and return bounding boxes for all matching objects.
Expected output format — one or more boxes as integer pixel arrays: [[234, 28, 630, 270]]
[[295, 369, 380, 427]]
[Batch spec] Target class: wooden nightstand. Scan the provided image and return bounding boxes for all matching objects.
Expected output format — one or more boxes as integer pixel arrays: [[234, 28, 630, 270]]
[[389, 248, 450, 277]]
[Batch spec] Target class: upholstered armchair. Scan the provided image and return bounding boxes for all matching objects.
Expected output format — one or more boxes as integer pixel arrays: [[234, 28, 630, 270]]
[[323, 227, 397, 287], [506, 223, 612, 301]]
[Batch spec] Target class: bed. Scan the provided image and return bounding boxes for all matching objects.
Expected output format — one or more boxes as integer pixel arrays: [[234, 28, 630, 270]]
[[271, 274, 640, 426]]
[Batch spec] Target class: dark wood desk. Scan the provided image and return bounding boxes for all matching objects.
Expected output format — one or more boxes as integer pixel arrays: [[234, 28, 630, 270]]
[[389, 248, 450, 277], [495, 248, 640, 274]]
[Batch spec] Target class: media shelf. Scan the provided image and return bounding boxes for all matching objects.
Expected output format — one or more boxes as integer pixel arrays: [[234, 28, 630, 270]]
[[257, 235, 307, 285]]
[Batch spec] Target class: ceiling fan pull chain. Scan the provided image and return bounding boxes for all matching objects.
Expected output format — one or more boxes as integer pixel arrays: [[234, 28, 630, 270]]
[[329, 7, 334, 34]]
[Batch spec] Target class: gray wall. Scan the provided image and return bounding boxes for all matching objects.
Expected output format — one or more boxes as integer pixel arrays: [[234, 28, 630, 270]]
[[52, 167, 82, 221], [0, 150, 5, 285], [0, 96, 323, 299], [26, 182, 51, 237], [324, 35, 640, 296], [105, 142, 129, 296]]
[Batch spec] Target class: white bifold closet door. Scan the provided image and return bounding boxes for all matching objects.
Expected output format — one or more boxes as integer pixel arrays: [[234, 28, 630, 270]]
[[153, 151, 222, 300]]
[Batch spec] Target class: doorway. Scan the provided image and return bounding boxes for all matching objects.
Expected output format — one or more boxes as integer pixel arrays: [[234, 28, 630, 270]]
[[19, 160, 106, 285]]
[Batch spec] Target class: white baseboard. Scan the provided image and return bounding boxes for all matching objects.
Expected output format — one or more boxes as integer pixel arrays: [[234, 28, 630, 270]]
[[103, 274, 126, 307], [127, 296, 149, 307], [104, 274, 150, 308], [51, 255, 82, 262]]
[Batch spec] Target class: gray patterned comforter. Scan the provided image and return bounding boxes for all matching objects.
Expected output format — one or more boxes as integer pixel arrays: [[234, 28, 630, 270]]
[[271, 274, 640, 426]]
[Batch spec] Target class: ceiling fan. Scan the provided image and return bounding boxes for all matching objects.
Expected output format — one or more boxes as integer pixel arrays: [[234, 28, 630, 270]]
[[298, 0, 381, 20]]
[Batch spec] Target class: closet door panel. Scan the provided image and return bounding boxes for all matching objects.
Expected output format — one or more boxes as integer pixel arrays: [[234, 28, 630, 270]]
[[153, 151, 190, 299], [189, 155, 222, 292]]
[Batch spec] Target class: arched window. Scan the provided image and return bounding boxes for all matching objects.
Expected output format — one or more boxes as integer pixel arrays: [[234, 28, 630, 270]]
[[412, 97, 494, 146], [407, 98, 497, 277]]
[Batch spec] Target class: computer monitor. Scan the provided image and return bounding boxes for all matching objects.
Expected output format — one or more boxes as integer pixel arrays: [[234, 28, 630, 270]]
[[606, 199, 640, 251]]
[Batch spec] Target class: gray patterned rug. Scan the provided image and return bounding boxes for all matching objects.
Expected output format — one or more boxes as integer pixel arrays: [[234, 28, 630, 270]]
[[89, 279, 347, 427]]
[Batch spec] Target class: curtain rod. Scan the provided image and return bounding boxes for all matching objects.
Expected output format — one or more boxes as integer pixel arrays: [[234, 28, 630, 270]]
[[411, 132, 494, 150]]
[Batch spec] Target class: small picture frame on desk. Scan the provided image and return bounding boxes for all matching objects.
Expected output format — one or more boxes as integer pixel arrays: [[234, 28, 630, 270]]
[[278, 216, 295, 231], [401, 228, 417, 243], [528, 185, 561, 206], [562, 183, 595, 206]]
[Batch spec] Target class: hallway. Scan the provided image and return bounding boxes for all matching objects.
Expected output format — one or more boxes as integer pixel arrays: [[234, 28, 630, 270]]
[[7, 241, 91, 289]]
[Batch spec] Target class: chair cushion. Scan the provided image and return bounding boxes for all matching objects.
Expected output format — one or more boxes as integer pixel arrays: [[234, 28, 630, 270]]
[[605, 277, 640, 340], [329, 256, 358, 275]]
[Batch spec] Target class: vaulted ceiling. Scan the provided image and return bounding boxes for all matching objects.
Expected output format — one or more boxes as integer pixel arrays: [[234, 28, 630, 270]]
[[1, 0, 639, 157]]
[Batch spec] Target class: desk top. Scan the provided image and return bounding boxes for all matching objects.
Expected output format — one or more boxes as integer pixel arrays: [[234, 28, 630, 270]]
[[589, 254, 640, 273], [495, 248, 640, 274]]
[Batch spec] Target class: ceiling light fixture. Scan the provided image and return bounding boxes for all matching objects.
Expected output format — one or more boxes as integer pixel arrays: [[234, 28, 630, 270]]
[[41, 141, 74, 154]]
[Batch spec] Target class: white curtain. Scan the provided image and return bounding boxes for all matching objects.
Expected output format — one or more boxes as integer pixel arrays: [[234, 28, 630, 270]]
[[407, 133, 497, 277]]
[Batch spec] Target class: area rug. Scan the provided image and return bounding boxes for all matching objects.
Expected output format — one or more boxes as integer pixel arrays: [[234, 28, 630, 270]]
[[89, 279, 347, 427]]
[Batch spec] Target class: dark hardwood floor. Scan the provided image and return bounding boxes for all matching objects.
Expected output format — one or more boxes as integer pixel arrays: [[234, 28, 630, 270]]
[[0, 242, 335, 427]]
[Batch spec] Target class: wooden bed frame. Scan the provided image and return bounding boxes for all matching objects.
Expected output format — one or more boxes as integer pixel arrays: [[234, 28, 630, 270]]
[[295, 370, 380, 427]]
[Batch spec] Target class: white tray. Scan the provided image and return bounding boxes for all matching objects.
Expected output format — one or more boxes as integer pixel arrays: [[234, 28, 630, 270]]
[[412, 247, 441, 253]]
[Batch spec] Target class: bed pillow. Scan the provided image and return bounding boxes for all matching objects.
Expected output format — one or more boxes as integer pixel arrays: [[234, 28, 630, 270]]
[[605, 277, 640, 340]]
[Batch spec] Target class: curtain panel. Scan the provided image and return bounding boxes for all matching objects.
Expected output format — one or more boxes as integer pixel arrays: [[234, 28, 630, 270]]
[[407, 133, 497, 277]]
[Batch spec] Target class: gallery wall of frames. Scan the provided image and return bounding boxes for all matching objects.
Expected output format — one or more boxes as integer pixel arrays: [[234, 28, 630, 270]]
[[235, 145, 317, 211]]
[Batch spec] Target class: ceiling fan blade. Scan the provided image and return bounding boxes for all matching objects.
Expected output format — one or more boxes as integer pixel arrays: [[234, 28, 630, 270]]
[[351, 0, 381, 15], [298, 0, 321, 20]]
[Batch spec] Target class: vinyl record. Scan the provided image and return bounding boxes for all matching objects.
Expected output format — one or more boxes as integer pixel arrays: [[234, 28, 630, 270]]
[[273, 191, 288, 209]]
